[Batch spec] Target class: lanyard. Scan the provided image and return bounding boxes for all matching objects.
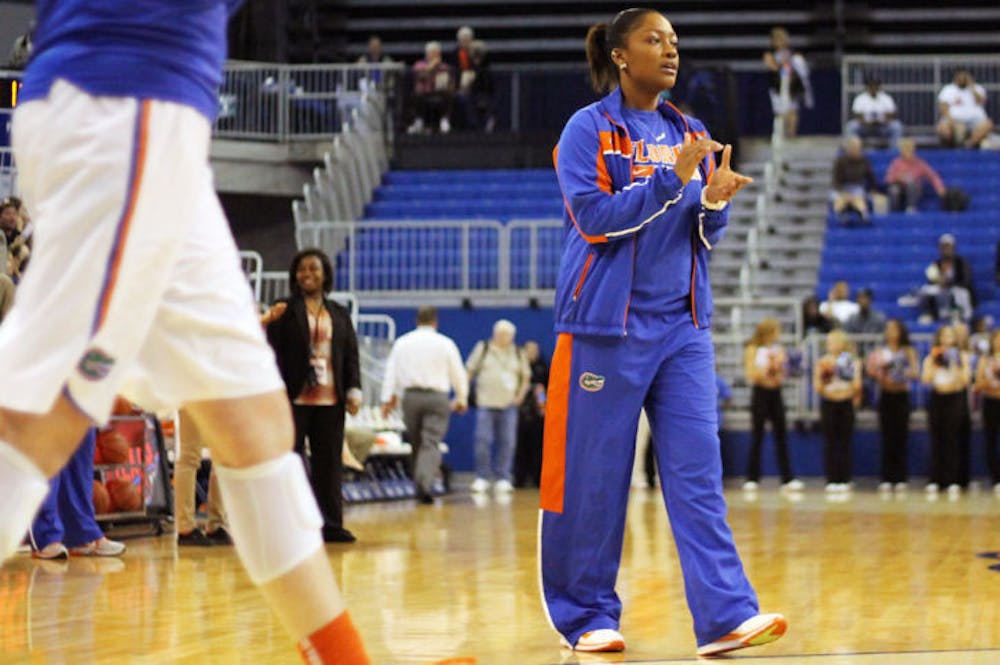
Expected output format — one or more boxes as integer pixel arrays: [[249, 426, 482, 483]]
[[307, 302, 328, 351]]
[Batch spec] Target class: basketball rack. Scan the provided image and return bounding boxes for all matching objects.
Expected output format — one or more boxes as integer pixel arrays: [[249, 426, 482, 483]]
[[94, 413, 173, 537]]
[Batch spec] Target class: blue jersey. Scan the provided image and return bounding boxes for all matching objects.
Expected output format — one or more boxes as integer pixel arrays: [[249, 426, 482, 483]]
[[22, 0, 245, 121]]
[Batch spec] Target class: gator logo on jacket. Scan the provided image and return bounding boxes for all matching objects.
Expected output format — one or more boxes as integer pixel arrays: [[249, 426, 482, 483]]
[[579, 372, 606, 392]]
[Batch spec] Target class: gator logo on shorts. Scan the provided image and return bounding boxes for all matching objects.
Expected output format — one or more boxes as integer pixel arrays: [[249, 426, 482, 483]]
[[579, 372, 605, 392], [77, 347, 116, 381]]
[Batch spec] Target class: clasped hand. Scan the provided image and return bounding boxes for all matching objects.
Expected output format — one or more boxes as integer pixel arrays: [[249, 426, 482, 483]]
[[674, 135, 753, 204]]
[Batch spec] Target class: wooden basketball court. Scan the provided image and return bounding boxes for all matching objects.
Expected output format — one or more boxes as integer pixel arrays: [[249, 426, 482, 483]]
[[2, 482, 999, 664]]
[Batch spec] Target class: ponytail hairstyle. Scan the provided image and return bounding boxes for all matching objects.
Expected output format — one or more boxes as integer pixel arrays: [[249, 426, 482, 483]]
[[585, 8, 657, 93]]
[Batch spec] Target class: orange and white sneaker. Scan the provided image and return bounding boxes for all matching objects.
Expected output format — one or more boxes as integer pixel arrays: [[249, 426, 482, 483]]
[[696, 613, 786, 657], [560, 628, 626, 652]]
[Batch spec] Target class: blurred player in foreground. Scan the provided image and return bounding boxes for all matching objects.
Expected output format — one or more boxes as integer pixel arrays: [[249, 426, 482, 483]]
[[0, 2, 368, 662]]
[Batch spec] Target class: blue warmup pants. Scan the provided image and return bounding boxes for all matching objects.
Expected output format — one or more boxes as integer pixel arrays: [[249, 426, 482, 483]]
[[539, 312, 758, 647], [30, 430, 104, 550]]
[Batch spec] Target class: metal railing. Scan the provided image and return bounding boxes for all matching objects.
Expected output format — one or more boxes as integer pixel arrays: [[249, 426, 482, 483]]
[[841, 54, 1000, 137], [0, 147, 13, 200], [215, 61, 404, 141], [1, 106, 16, 197], [298, 220, 509, 296], [356, 313, 397, 407]]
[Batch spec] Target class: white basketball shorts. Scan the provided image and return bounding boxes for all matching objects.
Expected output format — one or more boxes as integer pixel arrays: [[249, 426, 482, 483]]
[[0, 79, 284, 423]]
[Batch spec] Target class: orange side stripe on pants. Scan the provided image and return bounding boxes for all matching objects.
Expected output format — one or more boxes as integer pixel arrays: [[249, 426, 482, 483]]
[[540, 333, 572, 513], [93, 100, 151, 332]]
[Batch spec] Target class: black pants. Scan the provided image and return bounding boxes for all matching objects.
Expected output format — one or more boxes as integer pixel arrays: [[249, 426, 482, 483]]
[[981, 397, 1000, 484], [292, 403, 346, 530], [927, 392, 964, 487], [820, 399, 854, 483], [414, 92, 453, 129], [878, 391, 911, 483], [748, 386, 793, 482], [514, 412, 544, 487], [959, 392, 971, 487]]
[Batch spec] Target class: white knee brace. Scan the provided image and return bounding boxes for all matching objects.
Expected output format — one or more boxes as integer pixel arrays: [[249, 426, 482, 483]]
[[214, 452, 324, 586], [0, 440, 51, 563]]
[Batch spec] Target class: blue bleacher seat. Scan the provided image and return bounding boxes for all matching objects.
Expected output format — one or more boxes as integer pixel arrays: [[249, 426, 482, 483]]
[[818, 148, 1000, 328]]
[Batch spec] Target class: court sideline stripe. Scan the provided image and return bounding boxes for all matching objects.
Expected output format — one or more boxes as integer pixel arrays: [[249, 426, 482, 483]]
[[546, 646, 1000, 664]]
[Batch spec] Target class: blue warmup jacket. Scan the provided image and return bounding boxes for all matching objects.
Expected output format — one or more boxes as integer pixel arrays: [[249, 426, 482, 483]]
[[552, 88, 729, 336]]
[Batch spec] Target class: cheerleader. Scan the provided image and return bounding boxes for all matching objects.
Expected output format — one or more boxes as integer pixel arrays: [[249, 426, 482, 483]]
[[743, 319, 801, 490], [974, 328, 1000, 494], [921, 325, 971, 497], [814, 330, 862, 492], [865, 320, 919, 492]]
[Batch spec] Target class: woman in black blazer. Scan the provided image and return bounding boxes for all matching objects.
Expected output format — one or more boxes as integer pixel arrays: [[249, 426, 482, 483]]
[[264, 249, 362, 543]]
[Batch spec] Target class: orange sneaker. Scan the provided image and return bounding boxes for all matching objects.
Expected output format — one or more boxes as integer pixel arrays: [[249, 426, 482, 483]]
[[696, 613, 786, 657], [560, 628, 625, 652]]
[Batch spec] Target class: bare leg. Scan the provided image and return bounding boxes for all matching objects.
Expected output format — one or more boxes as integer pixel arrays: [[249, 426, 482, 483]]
[[937, 119, 954, 146], [967, 119, 994, 148], [0, 397, 93, 476], [785, 110, 799, 138]]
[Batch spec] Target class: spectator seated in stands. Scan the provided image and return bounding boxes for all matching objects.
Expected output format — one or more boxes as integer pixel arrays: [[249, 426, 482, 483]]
[[408, 41, 455, 135], [763, 26, 813, 139], [846, 76, 903, 149], [820, 281, 860, 328], [453, 26, 474, 75], [844, 288, 887, 334], [831, 136, 887, 225], [885, 138, 946, 213], [919, 234, 975, 324], [357, 35, 393, 86], [803, 295, 833, 338], [937, 69, 994, 149], [6, 21, 32, 70], [0, 199, 29, 282], [456, 40, 496, 132]]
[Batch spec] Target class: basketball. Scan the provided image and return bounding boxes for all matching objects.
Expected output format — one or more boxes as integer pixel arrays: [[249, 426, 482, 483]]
[[92, 479, 112, 514], [106, 478, 142, 513], [97, 429, 131, 465]]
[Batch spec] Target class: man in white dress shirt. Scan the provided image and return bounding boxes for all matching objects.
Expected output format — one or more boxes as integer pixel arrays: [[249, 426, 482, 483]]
[[937, 70, 994, 148], [381, 306, 468, 502]]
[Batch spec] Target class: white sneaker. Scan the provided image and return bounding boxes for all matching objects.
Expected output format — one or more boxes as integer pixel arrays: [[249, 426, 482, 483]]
[[697, 613, 787, 657], [494, 479, 514, 493], [560, 628, 625, 652], [406, 118, 424, 134], [895, 482, 909, 493], [32, 542, 69, 560], [878, 482, 892, 493], [742, 481, 759, 492], [439, 117, 451, 133], [947, 484, 961, 499], [781, 479, 804, 491], [925, 483, 939, 494], [825, 483, 837, 493], [993, 483, 1000, 496], [470, 477, 490, 493], [70, 537, 126, 557]]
